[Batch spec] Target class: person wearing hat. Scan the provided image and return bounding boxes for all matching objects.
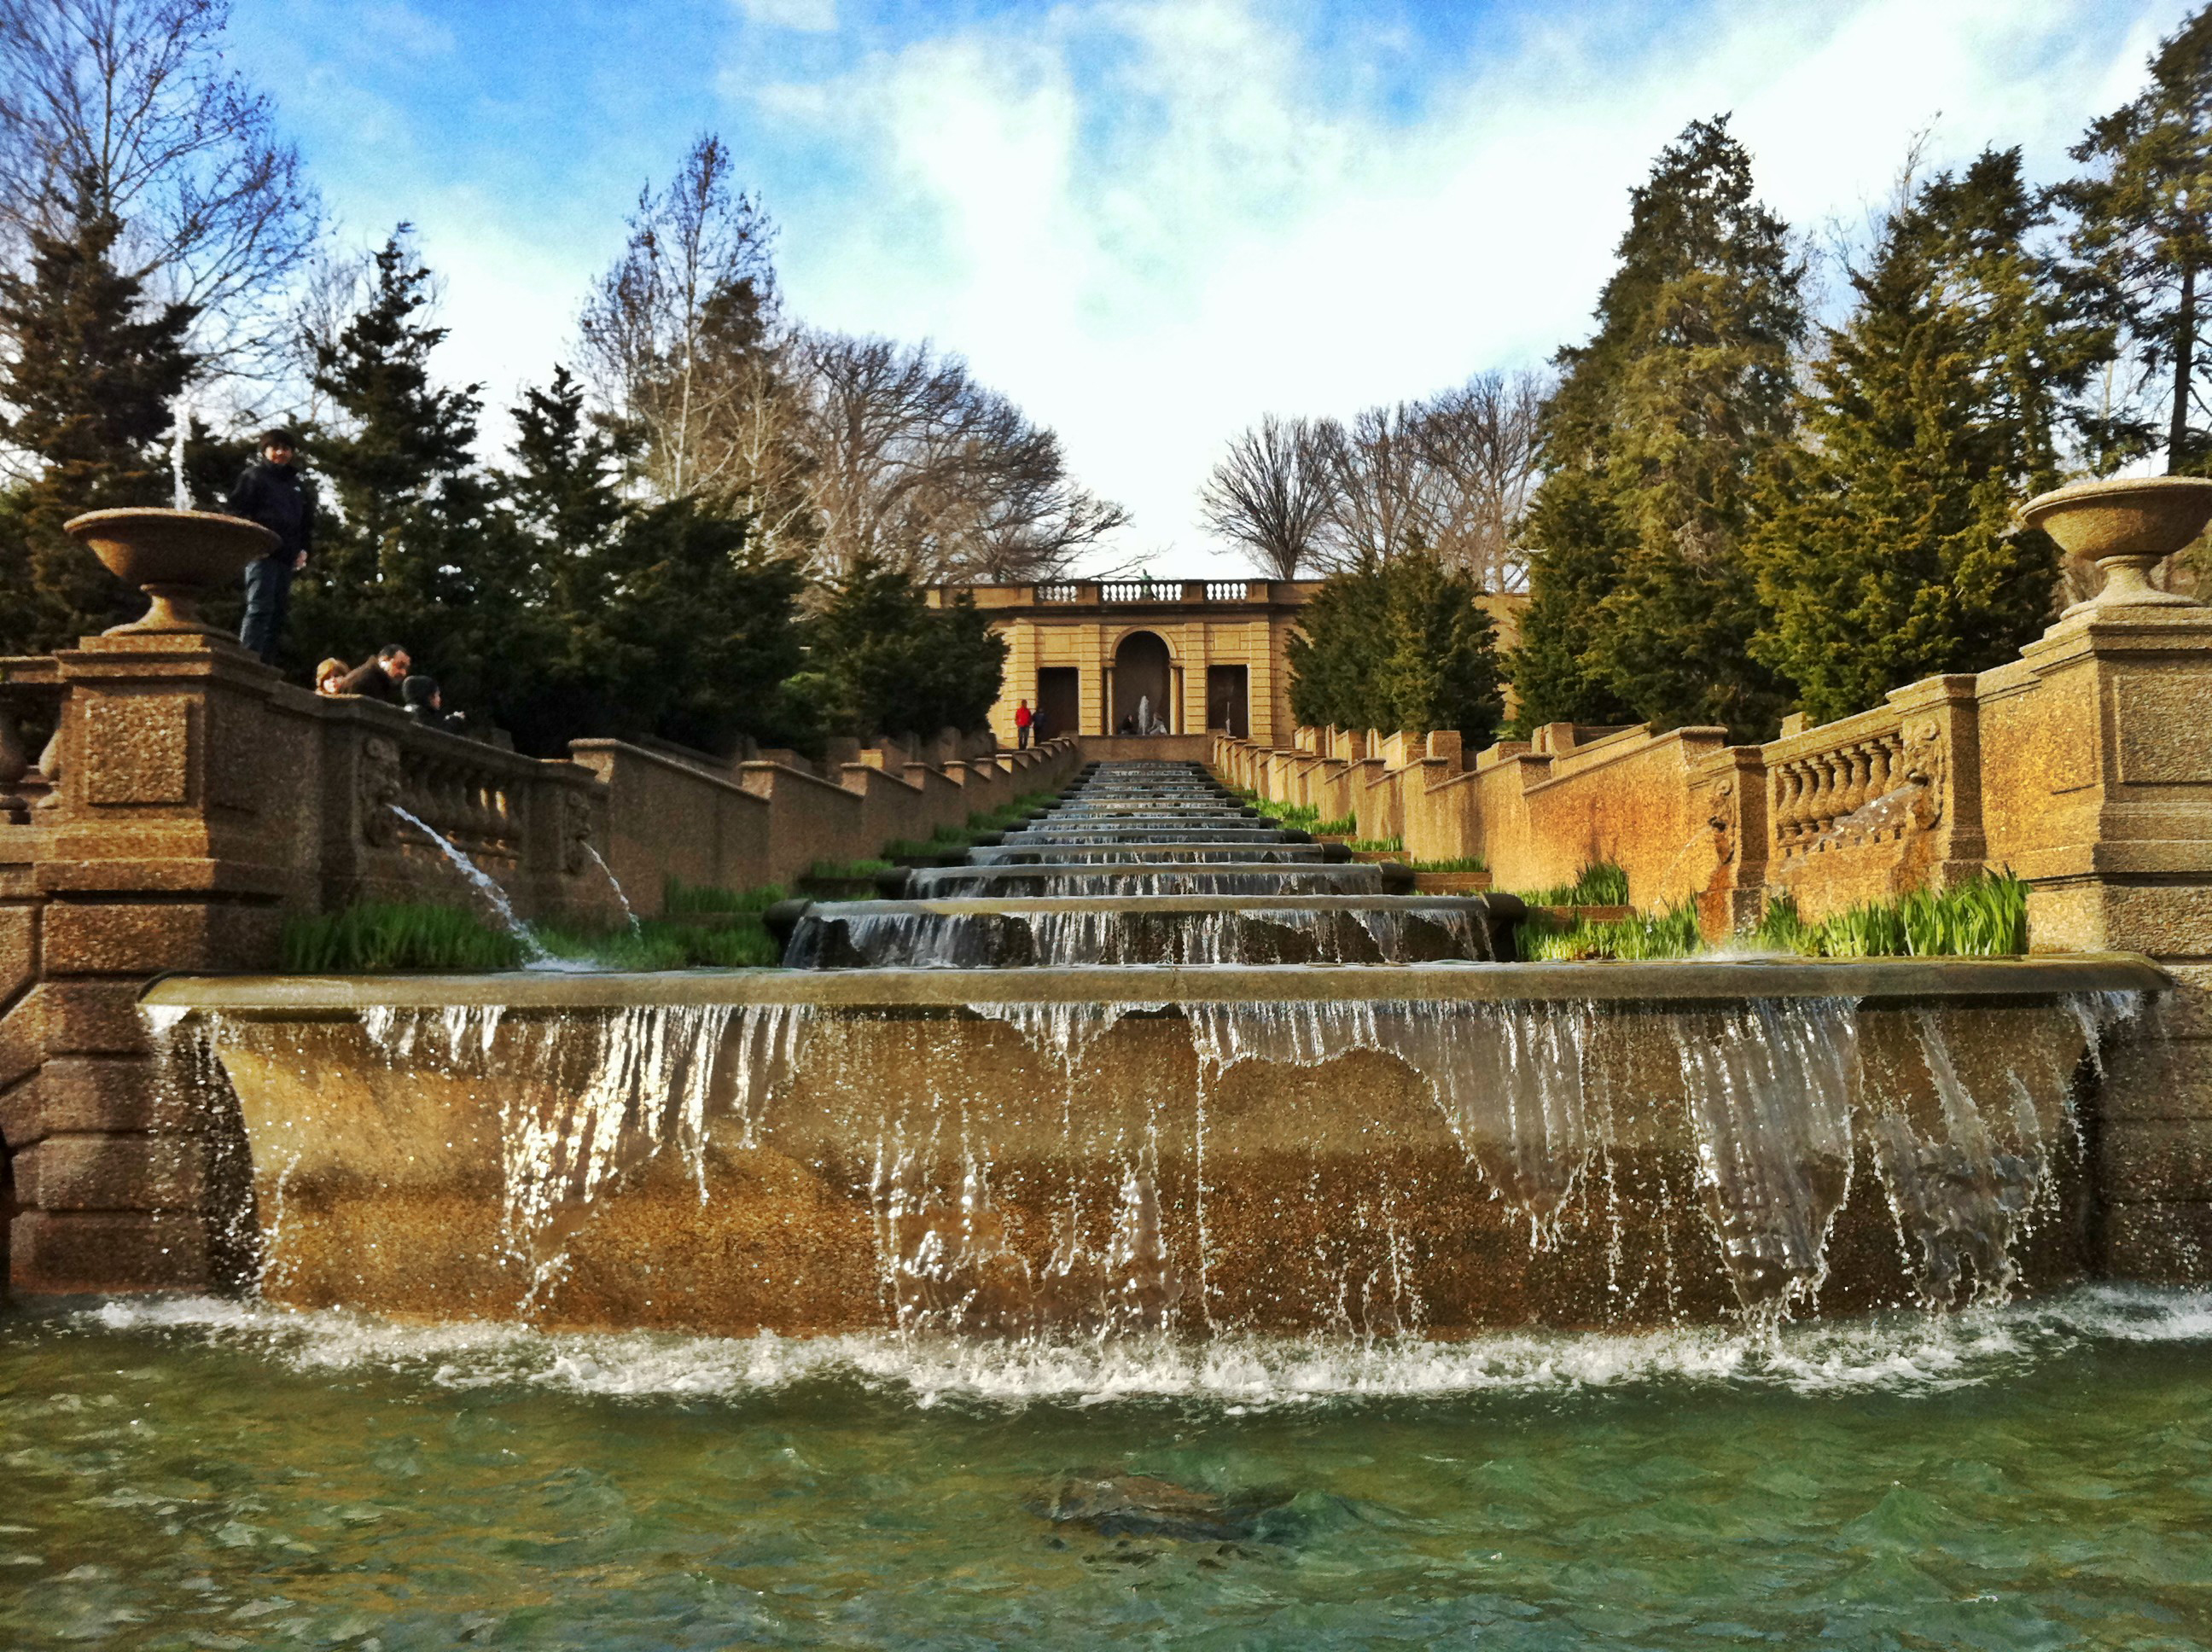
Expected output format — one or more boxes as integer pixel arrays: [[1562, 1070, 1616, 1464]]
[[227, 428, 313, 664]]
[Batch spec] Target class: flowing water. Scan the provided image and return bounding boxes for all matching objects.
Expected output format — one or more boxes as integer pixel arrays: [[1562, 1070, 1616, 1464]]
[[78, 761, 2208, 1643], [4, 1288, 2210, 1650]]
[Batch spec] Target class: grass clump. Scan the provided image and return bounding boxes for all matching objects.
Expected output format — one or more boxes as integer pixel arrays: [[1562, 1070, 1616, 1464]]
[[537, 919, 779, 970], [1519, 861, 1632, 908], [1350, 835, 1403, 854], [1753, 873, 2028, 958], [1249, 797, 1320, 829], [883, 790, 1062, 858], [1411, 856, 1487, 873], [280, 902, 526, 973], [662, 875, 785, 916], [1313, 814, 1357, 836], [806, 858, 894, 881], [1518, 905, 1702, 962]]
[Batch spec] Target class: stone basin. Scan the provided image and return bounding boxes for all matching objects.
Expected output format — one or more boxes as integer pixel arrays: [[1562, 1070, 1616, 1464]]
[[64, 507, 277, 636], [904, 861, 1413, 896], [2017, 475, 2212, 615], [780, 894, 1515, 967], [142, 957, 2163, 1338]]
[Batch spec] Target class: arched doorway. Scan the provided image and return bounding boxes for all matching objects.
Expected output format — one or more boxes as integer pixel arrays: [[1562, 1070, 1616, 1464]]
[[1111, 631, 1173, 734]]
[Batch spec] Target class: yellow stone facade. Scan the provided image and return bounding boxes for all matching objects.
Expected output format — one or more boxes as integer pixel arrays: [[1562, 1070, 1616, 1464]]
[[929, 578, 1312, 746], [935, 577, 1525, 747]]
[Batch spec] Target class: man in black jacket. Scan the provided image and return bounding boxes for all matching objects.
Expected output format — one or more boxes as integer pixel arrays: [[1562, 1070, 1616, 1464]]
[[229, 428, 312, 664]]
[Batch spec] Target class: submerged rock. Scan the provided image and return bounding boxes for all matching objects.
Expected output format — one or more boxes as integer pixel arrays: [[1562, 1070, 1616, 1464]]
[[1033, 1474, 1295, 1542]]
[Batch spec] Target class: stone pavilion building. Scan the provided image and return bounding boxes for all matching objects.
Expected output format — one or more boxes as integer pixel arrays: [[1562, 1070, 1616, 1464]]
[[928, 576, 1524, 747]]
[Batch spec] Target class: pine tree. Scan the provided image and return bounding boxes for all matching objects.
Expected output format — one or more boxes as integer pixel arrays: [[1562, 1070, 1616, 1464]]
[[291, 231, 498, 685], [1749, 150, 2090, 724], [579, 499, 809, 755], [2058, 4, 2212, 473], [794, 556, 1007, 741], [504, 366, 630, 563], [1287, 550, 1504, 742], [1512, 117, 1804, 740], [0, 201, 196, 652]]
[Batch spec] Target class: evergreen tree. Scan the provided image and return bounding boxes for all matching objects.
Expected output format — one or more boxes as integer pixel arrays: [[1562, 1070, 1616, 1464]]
[[0, 201, 196, 652], [1749, 150, 2089, 724], [504, 366, 630, 561], [291, 231, 502, 690], [577, 499, 808, 755], [2058, 4, 2212, 473], [1287, 550, 1504, 743], [795, 556, 1007, 741], [1513, 117, 1804, 740]]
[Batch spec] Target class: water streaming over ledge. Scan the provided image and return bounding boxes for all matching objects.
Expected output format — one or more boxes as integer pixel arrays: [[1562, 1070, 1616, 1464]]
[[144, 762, 2166, 1341], [168, 983, 2142, 1335]]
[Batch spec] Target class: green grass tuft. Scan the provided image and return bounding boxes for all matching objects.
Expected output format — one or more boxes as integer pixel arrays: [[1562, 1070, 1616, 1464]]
[[536, 919, 780, 970], [662, 876, 786, 916], [279, 902, 526, 973], [1518, 861, 1632, 908], [1753, 872, 2028, 959], [1517, 905, 1702, 962], [1249, 797, 1320, 829]]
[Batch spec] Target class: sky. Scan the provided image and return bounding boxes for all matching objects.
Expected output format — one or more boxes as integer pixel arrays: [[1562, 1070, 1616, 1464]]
[[229, 0, 2197, 575]]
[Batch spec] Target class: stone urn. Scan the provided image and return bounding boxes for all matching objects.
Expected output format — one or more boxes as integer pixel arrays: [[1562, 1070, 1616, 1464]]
[[63, 508, 277, 637], [2018, 475, 2212, 618]]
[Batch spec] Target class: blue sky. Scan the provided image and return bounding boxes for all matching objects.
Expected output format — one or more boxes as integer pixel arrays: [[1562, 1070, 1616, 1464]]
[[230, 0, 2193, 573]]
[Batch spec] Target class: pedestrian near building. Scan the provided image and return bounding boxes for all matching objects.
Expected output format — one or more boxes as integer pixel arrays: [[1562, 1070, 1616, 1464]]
[[1015, 698, 1033, 748], [228, 428, 313, 664]]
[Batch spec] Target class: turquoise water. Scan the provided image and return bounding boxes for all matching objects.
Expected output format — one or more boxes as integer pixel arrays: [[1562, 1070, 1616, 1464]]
[[4, 1290, 2211, 1649]]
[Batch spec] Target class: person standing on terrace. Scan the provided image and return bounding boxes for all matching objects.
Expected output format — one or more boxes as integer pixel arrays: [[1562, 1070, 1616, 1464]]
[[228, 428, 313, 664]]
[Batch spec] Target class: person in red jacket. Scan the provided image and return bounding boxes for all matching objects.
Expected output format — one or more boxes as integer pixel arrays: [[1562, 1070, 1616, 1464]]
[[1015, 698, 1033, 748]]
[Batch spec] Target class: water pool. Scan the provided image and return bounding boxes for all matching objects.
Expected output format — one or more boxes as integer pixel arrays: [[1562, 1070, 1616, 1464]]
[[4, 1289, 2210, 1649]]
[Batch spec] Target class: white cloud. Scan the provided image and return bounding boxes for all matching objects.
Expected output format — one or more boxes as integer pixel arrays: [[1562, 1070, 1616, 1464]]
[[738, 0, 2194, 575]]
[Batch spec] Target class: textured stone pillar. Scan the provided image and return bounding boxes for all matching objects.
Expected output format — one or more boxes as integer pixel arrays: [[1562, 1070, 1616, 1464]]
[[3, 632, 294, 1294], [1979, 605, 2212, 1278]]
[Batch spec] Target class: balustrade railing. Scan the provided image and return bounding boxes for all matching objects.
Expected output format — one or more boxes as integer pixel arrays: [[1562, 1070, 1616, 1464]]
[[1099, 579, 1165, 602], [1768, 718, 1918, 855], [397, 744, 524, 865], [1034, 582, 1082, 603], [1203, 580, 1254, 602]]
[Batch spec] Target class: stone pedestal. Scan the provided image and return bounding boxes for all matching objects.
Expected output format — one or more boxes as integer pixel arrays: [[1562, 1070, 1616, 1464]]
[[1979, 604, 2212, 1276], [1, 632, 288, 1294]]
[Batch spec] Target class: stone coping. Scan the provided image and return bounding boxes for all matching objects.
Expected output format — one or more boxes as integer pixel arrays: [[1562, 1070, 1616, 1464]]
[[796, 895, 1495, 916], [143, 953, 2169, 1015]]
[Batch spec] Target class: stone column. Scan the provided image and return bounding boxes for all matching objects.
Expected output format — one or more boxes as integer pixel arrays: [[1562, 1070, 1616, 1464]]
[[3, 632, 305, 1294], [1978, 604, 2212, 1277]]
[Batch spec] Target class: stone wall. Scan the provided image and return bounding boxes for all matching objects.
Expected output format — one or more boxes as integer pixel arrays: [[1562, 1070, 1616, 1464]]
[[0, 631, 1079, 1297], [1217, 596, 2212, 1281], [571, 736, 1080, 910]]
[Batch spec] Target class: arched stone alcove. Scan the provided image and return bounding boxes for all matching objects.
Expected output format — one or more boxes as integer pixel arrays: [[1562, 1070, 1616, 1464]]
[[1110, 631, 1173, 734]]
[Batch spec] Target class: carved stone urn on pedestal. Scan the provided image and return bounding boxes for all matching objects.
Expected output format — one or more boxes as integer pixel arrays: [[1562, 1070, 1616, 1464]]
[[62, 507, 276, 638], [2019, 474, 2212, 619]]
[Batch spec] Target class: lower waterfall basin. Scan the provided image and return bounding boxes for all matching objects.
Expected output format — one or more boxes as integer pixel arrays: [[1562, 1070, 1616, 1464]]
[[4, 1287, 2210, 1651]]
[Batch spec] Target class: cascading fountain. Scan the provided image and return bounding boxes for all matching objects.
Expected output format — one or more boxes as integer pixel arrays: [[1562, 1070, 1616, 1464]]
[[142, 759, 2163, 1337]]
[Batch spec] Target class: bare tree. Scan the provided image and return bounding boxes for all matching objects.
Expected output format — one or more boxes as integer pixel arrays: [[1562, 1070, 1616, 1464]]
[[1416, 369, 1548, 591], [1198, 413, 1333, 578], [790, 329, 1124, 584], [579, 133, 779, 506], [0, 0, 321, 384], [1314, 402, 1437, 566]]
